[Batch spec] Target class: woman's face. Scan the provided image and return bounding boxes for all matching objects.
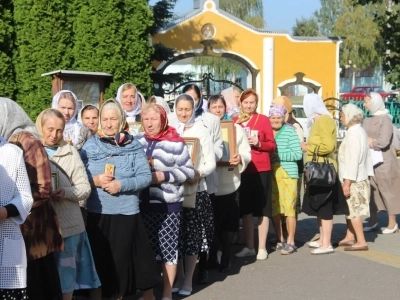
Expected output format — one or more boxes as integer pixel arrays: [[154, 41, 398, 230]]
[[233, 90, 241, 105], [142, 109, 161, 136], [185, 89, 200, 107], [241, 94, 257, 114], [101, 108, 120, 136], [42, 116, 64, 146], [58, 98, 75, 122], [209, 99, 226, 120], [121, 88, 136, 112], [176, 100, 194, 123], [364, 95, 371, 111], [270, 115, 284, 130], [340, 111, 346, 126], [82, 109, 99, 133]]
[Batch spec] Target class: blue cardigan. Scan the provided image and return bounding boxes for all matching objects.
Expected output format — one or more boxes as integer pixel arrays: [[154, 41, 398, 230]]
[[80, 135, 152, 215]]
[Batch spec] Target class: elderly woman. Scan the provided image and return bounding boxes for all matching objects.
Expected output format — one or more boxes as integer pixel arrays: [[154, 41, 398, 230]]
[[116, 83, 145, 122], [136, 103, 195, 300], [169, 94, 216, 296], [52, 90, 91, 150], [208, 94, 251, 271], [221, 86, 241, 118], [302, 93, 349, 255], [1, 98, 64, 300], [146, 95, 172, 114], [80, 99, 160, 300], [0, 136, 33, 300], [269, 106, 302, 255], [233, 89, 276, 260], [336, 104, 374, 251], [363, 92, 400, 233], [35, 109, 101, 299], [79, 105, 99, 134]]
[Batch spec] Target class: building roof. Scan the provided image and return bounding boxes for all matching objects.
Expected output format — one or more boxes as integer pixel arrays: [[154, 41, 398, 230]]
[[41, 70, 113, 77], [162, 6, 337, 42]]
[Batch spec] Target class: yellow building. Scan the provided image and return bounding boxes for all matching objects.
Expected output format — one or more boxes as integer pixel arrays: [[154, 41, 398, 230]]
[[152, 0, 342, 114]]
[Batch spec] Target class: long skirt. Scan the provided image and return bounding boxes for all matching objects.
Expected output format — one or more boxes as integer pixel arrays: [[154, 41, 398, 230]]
[[346, 180, 370, 219], [86, 213, 161, 298]]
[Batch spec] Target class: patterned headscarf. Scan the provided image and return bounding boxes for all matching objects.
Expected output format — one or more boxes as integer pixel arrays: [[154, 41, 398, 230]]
[[269, 105, 287, 118], [342, 103, 364, 127]]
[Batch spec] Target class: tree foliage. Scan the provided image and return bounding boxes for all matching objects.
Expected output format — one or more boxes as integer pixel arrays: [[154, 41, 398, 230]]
[[0, 1, 15, 99], [13, 0, 73, 119], [72, 0, 154, 98], [292, 17, 321, 36], [314, 0, 345, 36]]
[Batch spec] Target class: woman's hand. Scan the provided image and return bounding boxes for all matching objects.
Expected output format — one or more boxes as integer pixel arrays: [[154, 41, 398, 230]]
[[342, 180, 351, 198], [229, 153, 241, 166], [0, 207, 7, 221], [103, 180, 121, 195], [187, 170, 200, 184], [94, 174, 114, 188], [368, 138, 375, 149], [248, 135, 260, 147], [151, 171, 165, 184], [52, 188, 65, 201], [301, 142, 308, 152]]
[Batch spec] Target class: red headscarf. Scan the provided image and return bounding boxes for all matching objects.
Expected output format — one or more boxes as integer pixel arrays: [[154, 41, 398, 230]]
[[142, 104, 184, 142]]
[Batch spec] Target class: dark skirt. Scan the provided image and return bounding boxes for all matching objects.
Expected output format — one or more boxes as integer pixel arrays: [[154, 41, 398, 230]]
[[302, 176, 349, 220], [239, 171, 272, 217], [213, 191, 240, 232], [86, 212, 161, 298], [26, 252, 62, 300], [0, 289, 28, 300]]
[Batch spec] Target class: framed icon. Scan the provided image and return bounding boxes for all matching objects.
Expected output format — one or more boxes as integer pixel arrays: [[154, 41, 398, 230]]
[[218, 121, 237, 166], [183, 137, 200, 168], [128, 122, 143, 136]]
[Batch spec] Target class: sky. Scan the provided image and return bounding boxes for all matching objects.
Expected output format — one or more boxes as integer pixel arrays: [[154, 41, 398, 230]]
[[148, 0, 321, 33]]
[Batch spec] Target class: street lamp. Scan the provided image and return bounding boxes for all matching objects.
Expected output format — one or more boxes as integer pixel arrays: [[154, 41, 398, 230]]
[[345, 60, 357, 89]]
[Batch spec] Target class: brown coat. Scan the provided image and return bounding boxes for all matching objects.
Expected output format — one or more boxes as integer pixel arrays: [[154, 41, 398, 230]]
[[363, 115, 400, 214]]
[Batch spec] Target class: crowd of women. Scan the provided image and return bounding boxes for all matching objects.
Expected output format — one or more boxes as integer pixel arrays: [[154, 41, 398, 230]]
[[1, 81, 400, 300]]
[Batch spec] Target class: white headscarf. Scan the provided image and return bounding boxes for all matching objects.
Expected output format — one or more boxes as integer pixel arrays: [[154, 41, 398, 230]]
[[51, 90, 83, 146], [368, 92, 390, 116], [116, 83, 141, 122], [303, 92, 331, 129], [154, 96, 171, 114], [342, 103, 364, 127], [171, 94, 196, 135]]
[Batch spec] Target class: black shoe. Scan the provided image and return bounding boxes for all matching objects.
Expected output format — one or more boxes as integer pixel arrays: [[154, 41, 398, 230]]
[[219, 263, 231, 273], [198, 270, 209, 284]]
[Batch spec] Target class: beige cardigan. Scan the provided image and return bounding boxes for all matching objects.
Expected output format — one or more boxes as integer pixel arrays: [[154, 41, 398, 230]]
[[49, 142, 90, 238]]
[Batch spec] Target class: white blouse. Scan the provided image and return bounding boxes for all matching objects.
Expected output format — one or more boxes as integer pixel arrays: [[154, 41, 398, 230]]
[[338, 124, 374, 183], [0, 138, 33, 289]]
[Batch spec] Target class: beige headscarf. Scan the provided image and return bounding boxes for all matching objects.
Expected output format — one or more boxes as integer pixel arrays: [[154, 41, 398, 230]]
[[35, 108, 66, 147], [341, 103, 364, 128]]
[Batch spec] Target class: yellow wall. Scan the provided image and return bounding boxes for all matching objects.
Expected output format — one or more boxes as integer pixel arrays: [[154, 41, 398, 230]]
[[153, 7, 338, 112]]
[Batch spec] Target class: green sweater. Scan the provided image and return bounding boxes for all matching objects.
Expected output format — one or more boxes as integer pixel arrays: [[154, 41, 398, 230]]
[[275, 124, 303, 178]]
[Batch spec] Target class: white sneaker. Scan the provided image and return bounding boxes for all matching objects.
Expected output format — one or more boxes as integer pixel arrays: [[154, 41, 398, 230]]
[[235, 247, 256, 257], [256, 249, 268, 260]]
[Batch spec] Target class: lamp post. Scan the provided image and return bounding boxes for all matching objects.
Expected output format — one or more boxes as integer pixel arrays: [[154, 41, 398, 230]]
[[345, 60, 357, 89]]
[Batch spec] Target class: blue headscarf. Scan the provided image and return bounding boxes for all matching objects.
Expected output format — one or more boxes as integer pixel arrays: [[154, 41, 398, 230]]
[[195, 97, 204, 118], [221, 113, 231, 120]]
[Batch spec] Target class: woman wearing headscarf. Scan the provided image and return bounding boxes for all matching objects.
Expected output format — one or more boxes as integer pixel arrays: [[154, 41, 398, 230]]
[[269, 105, 302, 255], [208, 95, 251, 271], [363, 92, 400, 233], [51, 90, 91, 150], [136, 103, 195, 300], [80, 99, 160, 300], [1, 97, 64, 300], [0, 135, 33, 300], [233, 89, 276, 261], [35, 109, 100, 299], [116, 83, 146, 122], [146, 95, 172, 114], [180, 84, 222, 283], [169, 94, 216, 296], [302, 93, 349, 255], [221, 86, 241, 118], [337, 104, 373, 251], [78, 105, 99, 135]]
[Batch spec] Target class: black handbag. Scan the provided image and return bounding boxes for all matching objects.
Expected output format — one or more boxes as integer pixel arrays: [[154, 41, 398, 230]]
[[304, 145, 336, 187]]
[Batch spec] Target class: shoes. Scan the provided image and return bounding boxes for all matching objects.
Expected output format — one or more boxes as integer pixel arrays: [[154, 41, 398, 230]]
[[382, 224, 399, 234], [337, 240, 355, 247], [178, 289, 192, 297], [311, 246, 334, 255], [280, 243, 297, 255], [344, 245, 369, 251], [235, 247, 256, 257], [363, 223, 378, 232], [308, 241, 321, 249], [219, 263, 231, 273], [197, 270, 209, 284], [171, 287, 180, 293], [216, 250, 222, 264], [256, 249, 268, 260]]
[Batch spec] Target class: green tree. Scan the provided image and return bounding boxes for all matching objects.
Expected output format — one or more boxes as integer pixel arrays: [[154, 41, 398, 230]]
[[72, 0, 154, 98], [0, 1, 15, 99], [314, 0, 345, 36], [292, 17, 321, 36], [13, 0, 73, 119]]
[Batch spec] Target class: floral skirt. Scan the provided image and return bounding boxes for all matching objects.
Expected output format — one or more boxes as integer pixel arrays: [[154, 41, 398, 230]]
[[271, 163, 298, 218], [346, 180, 370, 219]]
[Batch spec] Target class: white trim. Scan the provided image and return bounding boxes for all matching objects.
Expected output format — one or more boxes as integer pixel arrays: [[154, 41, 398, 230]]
[[256, 73, 261, 113], [276, 77, 323, 96], [335, 39, 344, 98], [204, 0, 217, 10], [263, 38, 274, 115]]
